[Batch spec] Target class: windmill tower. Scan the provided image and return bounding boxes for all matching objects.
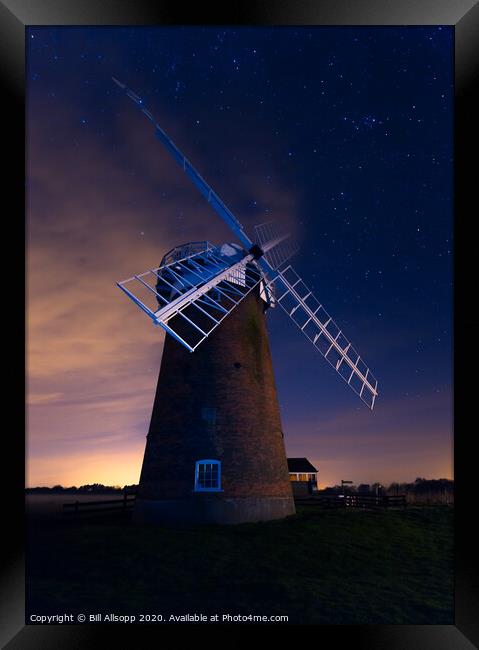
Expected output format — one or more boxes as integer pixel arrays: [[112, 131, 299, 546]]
[[113, 79, 379, 525]]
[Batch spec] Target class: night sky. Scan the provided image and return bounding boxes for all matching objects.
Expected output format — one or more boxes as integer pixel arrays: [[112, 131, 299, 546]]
[[27, 26, 453, 488]]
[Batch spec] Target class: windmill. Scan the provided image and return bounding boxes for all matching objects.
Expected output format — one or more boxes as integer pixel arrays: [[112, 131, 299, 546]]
[[112, 78, 379, 525]]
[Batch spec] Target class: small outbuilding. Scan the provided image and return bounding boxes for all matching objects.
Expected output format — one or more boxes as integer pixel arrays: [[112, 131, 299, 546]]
[[287, 458, 319, 497]]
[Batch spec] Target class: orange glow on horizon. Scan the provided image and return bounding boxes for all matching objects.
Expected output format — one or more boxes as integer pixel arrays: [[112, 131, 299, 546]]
[[26, 439, 453, 489], [26, 446, 145, 489]]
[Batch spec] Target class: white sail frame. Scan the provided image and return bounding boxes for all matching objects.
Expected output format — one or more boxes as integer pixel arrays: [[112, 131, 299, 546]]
[[117, 246, 263, 352], [268, 264, 378, 409]]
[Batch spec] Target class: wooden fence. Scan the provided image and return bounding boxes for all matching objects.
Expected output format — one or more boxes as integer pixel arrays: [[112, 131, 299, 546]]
[[295, 494, 407, 509], [63, 493, 136, 516], [62, 493, 406, 516]]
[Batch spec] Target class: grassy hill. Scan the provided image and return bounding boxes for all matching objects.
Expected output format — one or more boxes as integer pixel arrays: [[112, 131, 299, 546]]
[[26, 505, 453, 624]]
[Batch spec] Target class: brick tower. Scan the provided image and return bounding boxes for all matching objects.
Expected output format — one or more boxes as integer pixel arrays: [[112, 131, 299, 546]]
[[114, 81, 379, 526], [133, 284, 295, 525], [113, 78, 378, 524]]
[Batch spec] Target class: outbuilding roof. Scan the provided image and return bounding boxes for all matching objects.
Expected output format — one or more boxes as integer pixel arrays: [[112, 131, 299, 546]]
[[287, 457, 318, 473]]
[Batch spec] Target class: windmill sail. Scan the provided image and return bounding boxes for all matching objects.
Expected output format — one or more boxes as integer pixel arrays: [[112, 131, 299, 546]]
[[269, 264, 378, 409], [113, 79, 379, 408], [255, 221, 299, 270], [117, 243, 263, 352], [112, 77, 253, 250]]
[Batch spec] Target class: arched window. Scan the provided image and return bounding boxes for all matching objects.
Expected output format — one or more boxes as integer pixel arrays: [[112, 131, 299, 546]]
[[194, 459, 222, 492]]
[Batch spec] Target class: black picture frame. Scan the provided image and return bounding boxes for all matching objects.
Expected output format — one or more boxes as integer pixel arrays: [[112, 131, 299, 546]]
[[2, 1, 477, 647]]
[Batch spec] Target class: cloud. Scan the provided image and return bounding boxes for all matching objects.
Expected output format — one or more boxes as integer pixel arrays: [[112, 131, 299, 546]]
[[26, 91, 300, 486], [27, 392, 65, 405]]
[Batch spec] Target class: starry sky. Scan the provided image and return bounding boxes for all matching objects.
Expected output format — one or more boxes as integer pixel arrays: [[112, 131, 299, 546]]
[[26, 26, 453, 488]]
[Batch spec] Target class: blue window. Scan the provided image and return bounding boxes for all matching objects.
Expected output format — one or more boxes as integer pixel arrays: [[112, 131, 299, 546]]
[[194, 459, 222, 492], [201, 407, 217, 424]]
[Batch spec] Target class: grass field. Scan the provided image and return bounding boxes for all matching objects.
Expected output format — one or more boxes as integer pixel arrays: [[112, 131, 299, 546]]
[[26, 505, 453, 624]]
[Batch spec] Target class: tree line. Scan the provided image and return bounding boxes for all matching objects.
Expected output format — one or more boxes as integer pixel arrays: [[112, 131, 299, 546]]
[[26, 483, 139, 494], [26, 477, 454, 503], [320, 477, 454, 504]]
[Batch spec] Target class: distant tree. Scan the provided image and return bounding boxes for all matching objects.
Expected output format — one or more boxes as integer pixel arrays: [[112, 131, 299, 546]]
[[322, 486, 338, 494], [358, 484, 371, 494], [387, 482, 402, 495]]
